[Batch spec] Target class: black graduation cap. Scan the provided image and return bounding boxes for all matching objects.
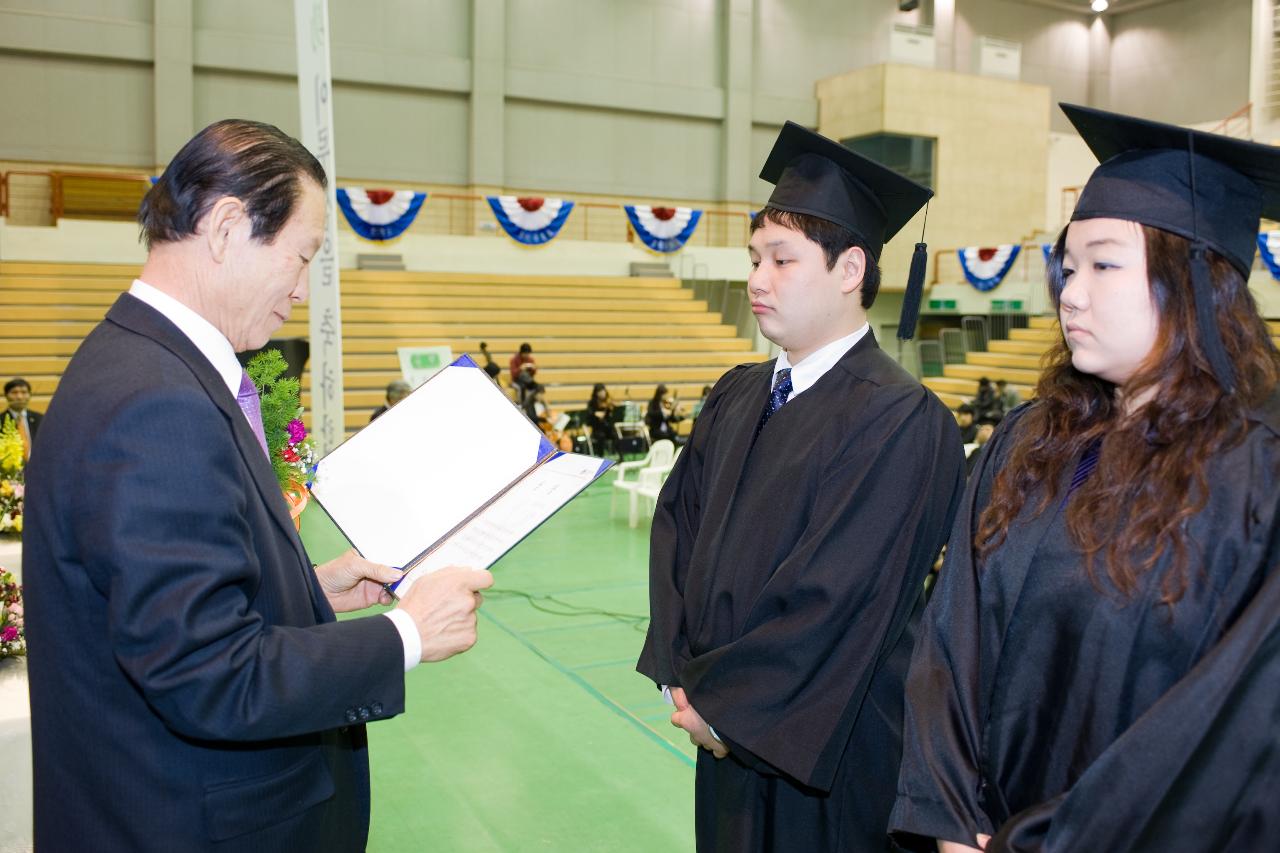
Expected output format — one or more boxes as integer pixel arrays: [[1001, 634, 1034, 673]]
[[760, 121, 934, 340], [1062, 103, 1280, 391]]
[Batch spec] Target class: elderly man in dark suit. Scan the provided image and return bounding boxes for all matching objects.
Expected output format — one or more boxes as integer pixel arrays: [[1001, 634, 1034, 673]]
[[1, 377, 42, 461], [23, 119, 493, 852]]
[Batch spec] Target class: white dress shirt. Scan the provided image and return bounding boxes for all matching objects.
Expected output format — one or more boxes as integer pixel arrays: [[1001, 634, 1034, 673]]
[[772, 323, 871, 397], [128, 281, 421, 670]]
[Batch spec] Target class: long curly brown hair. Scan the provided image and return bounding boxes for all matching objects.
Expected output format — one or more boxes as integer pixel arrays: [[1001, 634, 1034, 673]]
[[976, 225, 1280, 604]]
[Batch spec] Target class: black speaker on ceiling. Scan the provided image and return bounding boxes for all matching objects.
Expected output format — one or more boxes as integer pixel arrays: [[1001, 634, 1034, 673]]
[[898, 0, 920, 10]]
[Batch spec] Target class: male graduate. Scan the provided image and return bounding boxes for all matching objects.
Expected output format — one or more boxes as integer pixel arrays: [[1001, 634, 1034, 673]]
[[637, 122, 966, 852]]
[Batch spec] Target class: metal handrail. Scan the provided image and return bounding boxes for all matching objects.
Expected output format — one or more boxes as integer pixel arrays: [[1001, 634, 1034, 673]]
[[1, 169, 754, 239]]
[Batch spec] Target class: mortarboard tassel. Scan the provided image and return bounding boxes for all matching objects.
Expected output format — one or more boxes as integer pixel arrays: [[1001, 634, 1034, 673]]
[[898, 202, 930, 341], [1189, 242, 1236, 392], [1185, 133, 1237, 392], [897, 242, 929, 341]]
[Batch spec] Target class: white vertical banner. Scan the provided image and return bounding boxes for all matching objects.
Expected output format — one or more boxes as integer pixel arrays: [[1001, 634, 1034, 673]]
[[294, 0, 344, 453]]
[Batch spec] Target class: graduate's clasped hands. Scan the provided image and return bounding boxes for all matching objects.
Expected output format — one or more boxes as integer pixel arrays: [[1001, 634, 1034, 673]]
[[669, 687, 729, 759]]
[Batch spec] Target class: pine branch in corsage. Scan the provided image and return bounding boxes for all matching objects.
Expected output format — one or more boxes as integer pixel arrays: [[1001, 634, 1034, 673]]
[[245, 349, 318, 492]]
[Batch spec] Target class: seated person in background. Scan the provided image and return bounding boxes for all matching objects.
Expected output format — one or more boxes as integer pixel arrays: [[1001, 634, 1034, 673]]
[[521, 382, 546, 422], [964, 414, 1000, 477], [690, 385, 712, 420], [645, 384, 684, 443], [2, 377, 42, 462], [523, 384, 572, 451], [478, 342, 503, 382], [972, 376, 1000, 420], [996, 378, 1019, 413], [585, 382, 615, 453], [509, 343, 538, 403], [370, 379, 411, 422], [955, 403, 978, 443]]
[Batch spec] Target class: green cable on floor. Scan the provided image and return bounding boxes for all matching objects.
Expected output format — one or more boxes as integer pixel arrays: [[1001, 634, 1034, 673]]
[[487, 588, 650, 632]]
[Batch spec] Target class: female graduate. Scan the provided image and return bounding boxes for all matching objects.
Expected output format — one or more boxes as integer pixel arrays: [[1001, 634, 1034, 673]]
[[890, 104, 1280, 853]]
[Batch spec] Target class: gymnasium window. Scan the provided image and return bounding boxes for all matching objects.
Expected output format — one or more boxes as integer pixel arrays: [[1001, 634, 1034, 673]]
[[840, 133, 936, 190]]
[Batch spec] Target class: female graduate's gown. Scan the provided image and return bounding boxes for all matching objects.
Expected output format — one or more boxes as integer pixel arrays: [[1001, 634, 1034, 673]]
[[890, 395, 1280, 852]]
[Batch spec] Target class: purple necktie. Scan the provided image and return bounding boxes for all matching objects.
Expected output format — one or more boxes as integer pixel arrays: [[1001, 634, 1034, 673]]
[[236, 370, 270, 459]]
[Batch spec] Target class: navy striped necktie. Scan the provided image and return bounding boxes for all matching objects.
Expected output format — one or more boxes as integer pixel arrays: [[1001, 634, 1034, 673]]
[[758, 368, 793, 433], [1063, 439, 1102, 506]]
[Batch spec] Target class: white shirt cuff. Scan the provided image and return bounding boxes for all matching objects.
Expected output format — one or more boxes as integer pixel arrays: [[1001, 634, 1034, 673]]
[[383, 609, 420, 672]]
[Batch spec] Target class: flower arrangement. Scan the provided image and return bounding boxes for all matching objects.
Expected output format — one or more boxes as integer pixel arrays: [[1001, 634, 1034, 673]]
[[0, 420, 23, 537], [0, 570, 24, 658], [245, 349, 318, 493]]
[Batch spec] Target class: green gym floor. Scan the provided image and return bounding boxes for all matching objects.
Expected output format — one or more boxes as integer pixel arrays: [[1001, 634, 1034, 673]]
[[300, 479, 696, 852]]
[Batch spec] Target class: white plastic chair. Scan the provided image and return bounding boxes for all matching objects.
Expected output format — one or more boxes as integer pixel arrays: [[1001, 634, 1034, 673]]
[[610, 439, 675, 524], [634, 446, 683, 527]]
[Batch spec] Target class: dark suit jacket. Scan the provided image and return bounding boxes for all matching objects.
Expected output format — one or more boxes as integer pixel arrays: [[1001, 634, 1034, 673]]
[[24, 294, 406, 852], [0, 406, 40, 443]]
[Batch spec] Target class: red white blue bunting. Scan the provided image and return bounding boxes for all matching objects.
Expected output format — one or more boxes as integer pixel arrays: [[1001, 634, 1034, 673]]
[[487, 196, 574, 245], [958, 244, 1021, 291], [1041, 243, 1053, 265], [1257, 232, 1280, 281], [625, 205, 701, 253], [336, 188, 426, 242]]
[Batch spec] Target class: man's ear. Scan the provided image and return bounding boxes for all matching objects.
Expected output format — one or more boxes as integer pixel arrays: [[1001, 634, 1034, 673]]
[[203, 196, 247, 264], [840, 245, 866, 296]]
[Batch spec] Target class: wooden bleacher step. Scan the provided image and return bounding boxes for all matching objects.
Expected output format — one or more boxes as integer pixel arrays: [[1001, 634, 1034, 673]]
[[356, 254, 405, 271], [0, 262, 762, 434]]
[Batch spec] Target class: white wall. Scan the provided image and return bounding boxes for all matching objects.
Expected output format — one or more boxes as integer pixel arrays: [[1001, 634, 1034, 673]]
[[507, 0, 722, 90], [0, 52, 153, 166], [0, 0, 1262, 206], [503, 102, 724, 199], [753, 0, 900, 101], [1108, 0, 1252, 124], [1045, 130, 1097, 234], [953, 0, 1092, 132]]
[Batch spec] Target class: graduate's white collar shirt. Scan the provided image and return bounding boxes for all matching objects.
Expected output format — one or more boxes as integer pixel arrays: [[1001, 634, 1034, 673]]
[[773, 323, 870, 397], [129, 279, 242, 398], [127, 279, 421, 670]]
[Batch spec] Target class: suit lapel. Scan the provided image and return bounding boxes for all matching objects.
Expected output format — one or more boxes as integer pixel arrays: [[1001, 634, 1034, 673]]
[[105, 294, 333, 620]]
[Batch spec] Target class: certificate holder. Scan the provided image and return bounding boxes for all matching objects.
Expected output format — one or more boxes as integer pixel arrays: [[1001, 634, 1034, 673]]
[[308, 355, 612, 596]]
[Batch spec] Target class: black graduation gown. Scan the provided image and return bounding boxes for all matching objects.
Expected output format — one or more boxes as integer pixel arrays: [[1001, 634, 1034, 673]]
[[890, 395, 1280, 851], [637, 331, 966, 853]]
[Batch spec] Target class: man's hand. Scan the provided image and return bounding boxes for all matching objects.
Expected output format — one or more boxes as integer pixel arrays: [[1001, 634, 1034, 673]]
[[938, 836, 989, 853], [670, 686, 729, 759], [395, 566, 494, 662], [313, 548, 402, 613]]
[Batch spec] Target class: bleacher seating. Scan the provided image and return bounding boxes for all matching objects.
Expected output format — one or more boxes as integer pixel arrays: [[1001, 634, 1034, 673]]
[[922, 315, 1056, 408], [7, 262, 1277, 423], [924, 315, 1280, 409], [0, 263, 767, 433]]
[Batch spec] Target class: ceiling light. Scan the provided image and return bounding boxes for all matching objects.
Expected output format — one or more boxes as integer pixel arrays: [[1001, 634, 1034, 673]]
[[1091, 0, 1109, 11]]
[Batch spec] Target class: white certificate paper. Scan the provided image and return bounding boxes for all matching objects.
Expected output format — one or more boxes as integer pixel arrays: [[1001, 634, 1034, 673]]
[[392, 452, 607, 596], [308, 357, 612, 583]]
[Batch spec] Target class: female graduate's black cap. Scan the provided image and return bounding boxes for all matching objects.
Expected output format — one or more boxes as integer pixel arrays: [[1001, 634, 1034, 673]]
[[1063, 103, 1280, 391], [760, 121, 934, 340]]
